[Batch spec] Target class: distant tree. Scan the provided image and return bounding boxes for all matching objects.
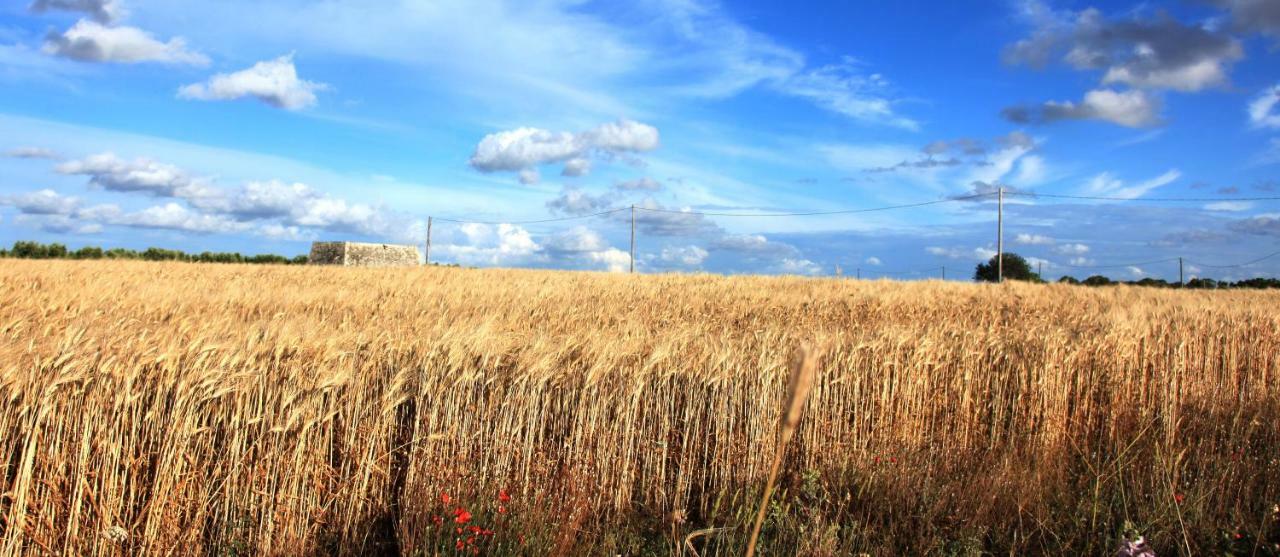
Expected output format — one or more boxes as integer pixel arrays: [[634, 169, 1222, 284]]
[[1083, 275, 1114, 286], [72, 246, 104, 259], [1058, 275, 1080, 285], [291, 255, 309, 265], [974, 253, 1038, 282]]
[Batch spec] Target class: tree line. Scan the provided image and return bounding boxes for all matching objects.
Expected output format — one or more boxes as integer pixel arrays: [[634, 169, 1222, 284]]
[[975, 253, 1280, 289], [0, 241, 308, 265]]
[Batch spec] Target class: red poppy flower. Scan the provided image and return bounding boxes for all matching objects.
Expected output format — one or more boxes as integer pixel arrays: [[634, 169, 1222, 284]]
[[454, 508, 473, 524], [441, 492, 451, 505], [456, 540, 465, 550], [498, 489, 511, 503], [498, 505, 507, 514], [1174, 493, 1185, 504]]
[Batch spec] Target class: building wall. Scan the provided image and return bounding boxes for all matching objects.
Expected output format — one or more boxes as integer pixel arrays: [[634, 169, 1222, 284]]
[[309, 242, 419, 267], [309, 242, 348, 265]]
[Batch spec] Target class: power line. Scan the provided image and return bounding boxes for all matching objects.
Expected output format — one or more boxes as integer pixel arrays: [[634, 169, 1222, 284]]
[[1186, 250, 1280, 269], [433, 207, 628, 225], [632, 193, 994, 217], [1059, 257, 1182, 270], [1004, 192, 1280, 202]]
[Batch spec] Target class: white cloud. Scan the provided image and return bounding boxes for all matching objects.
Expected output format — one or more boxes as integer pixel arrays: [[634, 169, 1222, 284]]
[[29, 0, 123, 24], [926, 246, 997, 261], [1053, 243, 1090, 255], [778, 258, 822, 276], [561, 157, 591, 177], [43, 20, 208, 65], [1013, 154, 1047, 185], [55, 152, 213, 198], [4, 146, 61, 160], [436, 222, 540, 267], [1081, 169, 1180, 199], [1251, 85, 1280, 129], [517, 168, 540, 185], [179, 54, 326, 110], [1015, 233, 1054, 245], [546, 187, 612, 215], [865, 256, 882, 265], [2, 189, 80, 215], [774, 59, 918, 130], [468, 119, 659, 179], [1204, 201, 1253, 211], [1043, 89, 1163, 128], [614, 177, 663, 192], [660, 245, 709, 267], [1069, 257, 1096, 266], [1127, 266, 1144, 278], [586, 248, 631, 273], [111, 202, 248, 234]]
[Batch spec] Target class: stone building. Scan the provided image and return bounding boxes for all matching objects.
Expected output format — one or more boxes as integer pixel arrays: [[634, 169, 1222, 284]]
[[308, 241, 420, 267]]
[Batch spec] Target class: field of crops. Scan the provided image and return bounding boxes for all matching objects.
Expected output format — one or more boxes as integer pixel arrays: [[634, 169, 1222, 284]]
[[1, 260, 1278, 556]]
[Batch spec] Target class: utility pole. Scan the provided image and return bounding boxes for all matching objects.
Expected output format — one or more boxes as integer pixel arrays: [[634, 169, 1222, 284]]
[[1037, 261, 1042, 279], [941, 266, 946, 280], [1179, 257, 1184, 286], [997, 186, 1004, 283], [424, 216, 432, 266], [629, 204, 636, 274], [856, 267, 861, 280]]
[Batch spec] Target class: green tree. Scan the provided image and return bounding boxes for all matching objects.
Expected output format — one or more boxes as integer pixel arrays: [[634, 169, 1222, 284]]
[[974, 253, 1038, 282]]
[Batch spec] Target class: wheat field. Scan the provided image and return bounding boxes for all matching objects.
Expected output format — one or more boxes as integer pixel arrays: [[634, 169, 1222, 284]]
[[1, 260, 1277, 556]]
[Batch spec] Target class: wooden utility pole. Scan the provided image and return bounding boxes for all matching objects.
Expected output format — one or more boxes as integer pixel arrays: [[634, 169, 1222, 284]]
[[629, 204, 636, 274], [997, 186, 1004, 283], [941, 266, 946, 280], [424, 216, 432, 266], [856, 267, 861, 280], [1037, 260, 1042, 279], [1179, 257, 1184, 286]]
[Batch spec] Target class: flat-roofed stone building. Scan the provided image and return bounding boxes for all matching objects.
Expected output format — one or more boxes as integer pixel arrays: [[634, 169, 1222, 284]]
[[308, 241, 420, 267]]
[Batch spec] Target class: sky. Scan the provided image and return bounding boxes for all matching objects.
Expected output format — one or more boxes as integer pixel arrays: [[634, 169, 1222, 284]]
[[1, 0, 1279, 281]]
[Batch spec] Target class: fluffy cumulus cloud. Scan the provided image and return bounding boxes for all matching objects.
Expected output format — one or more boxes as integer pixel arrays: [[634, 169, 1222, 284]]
[[179, 54, 326, 110], [543, 226, 631, 272], [1249, 84, 1280, 130], [29, 0, 123, 23], [435, 223, 540, 267], [1003, 89, 1162, 128], [1211, 0, 1280, 41], [1, 188, 80, 215], [660, 245, 709, 267], [560, 157, 591, 177], [468, 119, 659, 180], [1081, 169, 1180, 199], [1004, 3, 1242, 92], [1053, 243, 1090, 255], [1015, 233, 1054, 245], [545, 187, 613, 215], [35, 151, 419, 241], [55, 152, 213, 198], [864, 256, 882, 266], [43, 20, 208, 65], [625, 198, 721, 237], [926, 246, 998, 261]]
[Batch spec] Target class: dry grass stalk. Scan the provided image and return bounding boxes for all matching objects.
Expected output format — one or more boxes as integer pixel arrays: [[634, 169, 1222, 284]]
[[745, 343, 821, 557]]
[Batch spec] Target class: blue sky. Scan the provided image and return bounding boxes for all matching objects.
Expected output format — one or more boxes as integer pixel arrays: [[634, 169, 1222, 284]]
[[1, 0, 1278, 281]]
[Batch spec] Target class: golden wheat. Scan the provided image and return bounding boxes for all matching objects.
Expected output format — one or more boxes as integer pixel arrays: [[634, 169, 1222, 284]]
[[0, 260, 1277, 555]]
